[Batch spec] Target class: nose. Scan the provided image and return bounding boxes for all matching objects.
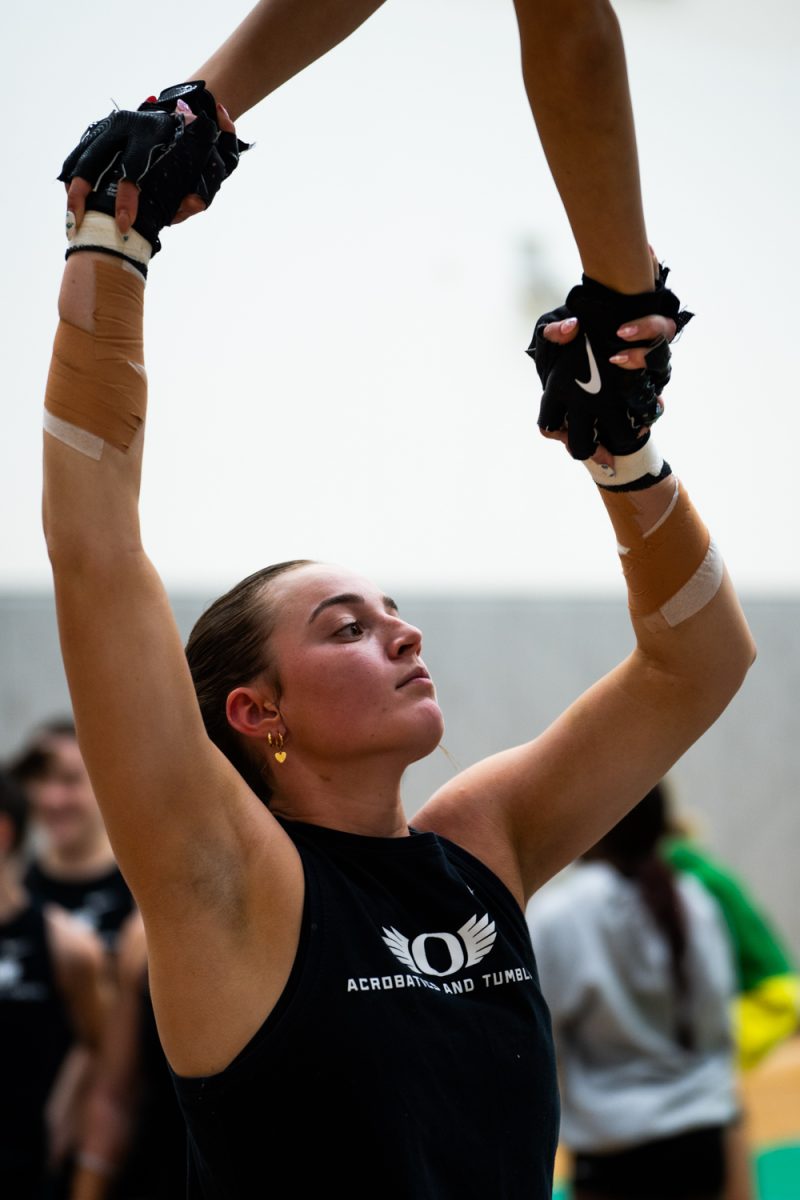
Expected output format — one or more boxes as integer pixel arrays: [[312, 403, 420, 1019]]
[[388, 616, 423, 659]]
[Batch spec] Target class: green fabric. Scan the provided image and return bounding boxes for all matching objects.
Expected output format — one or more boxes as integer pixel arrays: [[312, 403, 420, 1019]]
[[755, 1144, 800, 1200], [664, 839, 794, 991], [550, 1145, 800, 1199]]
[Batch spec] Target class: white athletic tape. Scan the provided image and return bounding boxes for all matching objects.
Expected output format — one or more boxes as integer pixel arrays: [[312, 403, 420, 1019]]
[[658, 539, 724, 627], [642, 476, 680, 540], [67, 210, 152, 269], [600, 478, 712, 620], [583, 438, 664, 486], [616, 476, 678, 556], [43, 409, 104, 460]]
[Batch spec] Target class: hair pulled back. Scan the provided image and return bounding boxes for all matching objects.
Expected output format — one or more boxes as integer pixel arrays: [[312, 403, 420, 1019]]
[[185, 560, 314, 803], [592, 782, 695, 1050]]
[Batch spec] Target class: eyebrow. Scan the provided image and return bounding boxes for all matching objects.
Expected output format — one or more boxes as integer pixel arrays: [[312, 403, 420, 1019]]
[[307, 593, 399, 624]]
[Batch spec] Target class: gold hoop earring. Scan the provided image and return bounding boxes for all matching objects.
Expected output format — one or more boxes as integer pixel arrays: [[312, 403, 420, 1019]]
[[267, 732, 287, 764]]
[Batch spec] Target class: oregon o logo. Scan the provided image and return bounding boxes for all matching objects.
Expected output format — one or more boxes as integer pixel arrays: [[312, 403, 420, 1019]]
[[410, 932, 464, 976], [382, 913, 496, 978]]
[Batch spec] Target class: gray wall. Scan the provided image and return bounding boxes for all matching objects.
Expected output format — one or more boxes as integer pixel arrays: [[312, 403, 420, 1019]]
[[2, 592, 797, 958]]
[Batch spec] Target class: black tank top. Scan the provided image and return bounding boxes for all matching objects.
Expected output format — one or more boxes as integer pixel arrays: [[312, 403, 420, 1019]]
[[25, 860, 133, 952], [0, 901, 73, 1179], [172, 821, 559, 1198]]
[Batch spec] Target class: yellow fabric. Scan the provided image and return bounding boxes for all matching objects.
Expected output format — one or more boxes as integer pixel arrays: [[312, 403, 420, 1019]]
[[735, 975, 800, 1071]]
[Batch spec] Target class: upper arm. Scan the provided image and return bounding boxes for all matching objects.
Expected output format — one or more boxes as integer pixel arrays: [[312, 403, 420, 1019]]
[[50, 536, 275, 908], [48, 908, 107, 1050], [42, 252, 281, 909], [418, 572, 753, 901]]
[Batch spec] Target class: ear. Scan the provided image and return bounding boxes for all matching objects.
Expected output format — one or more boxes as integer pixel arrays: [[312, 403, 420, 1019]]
[[226, 685, 284, 744]]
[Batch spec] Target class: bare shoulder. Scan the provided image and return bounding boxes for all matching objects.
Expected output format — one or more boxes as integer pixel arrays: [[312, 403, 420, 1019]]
[[45, 902, 104, 969], [45, 904, 105, 974], [414, 760, 528, 909]]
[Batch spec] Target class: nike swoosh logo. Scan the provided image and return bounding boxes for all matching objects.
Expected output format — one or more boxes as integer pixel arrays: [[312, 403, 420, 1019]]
[[575, 335, 601, 395]]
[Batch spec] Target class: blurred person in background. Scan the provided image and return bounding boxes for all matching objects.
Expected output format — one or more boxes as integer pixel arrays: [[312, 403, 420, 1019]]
[[0, 770, 105, 1199], [9, 719, 134, 955], [660, 781, 799, 1073], [8, 720, 133, 1189], [530, 787, 739, 1200], [69, 911, 186, 1200], [660, 779, 800, 1200]]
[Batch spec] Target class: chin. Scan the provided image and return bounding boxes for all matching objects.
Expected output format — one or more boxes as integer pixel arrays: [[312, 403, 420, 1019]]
[[405, 704, 446, 765]]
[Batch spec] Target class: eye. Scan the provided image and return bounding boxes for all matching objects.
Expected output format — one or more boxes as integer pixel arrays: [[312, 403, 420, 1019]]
[[335, 620, 364, 639]]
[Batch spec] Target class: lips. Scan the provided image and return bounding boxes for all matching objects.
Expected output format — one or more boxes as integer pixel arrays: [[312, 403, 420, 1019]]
[[397, 667, 431, 689]]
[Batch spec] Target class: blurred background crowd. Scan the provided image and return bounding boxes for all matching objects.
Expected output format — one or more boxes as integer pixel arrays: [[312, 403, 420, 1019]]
[[2, 701, 798, 1198]]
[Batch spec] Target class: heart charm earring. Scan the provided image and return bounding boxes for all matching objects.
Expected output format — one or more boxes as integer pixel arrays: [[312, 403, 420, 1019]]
[[267, 732, 287, 764]]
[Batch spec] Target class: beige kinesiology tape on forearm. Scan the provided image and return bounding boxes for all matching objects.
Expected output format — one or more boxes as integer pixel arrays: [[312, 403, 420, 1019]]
[[600, 478, 724, 628], [44, 257, 146, 459]]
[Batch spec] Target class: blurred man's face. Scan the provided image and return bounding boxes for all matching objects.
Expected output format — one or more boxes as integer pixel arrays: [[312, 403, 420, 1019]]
[[27, 736, 103, 861]]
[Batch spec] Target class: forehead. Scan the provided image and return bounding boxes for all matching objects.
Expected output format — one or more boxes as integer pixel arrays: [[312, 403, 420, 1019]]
[[268, 563, 391, 619], [41, 735, 84, 774]]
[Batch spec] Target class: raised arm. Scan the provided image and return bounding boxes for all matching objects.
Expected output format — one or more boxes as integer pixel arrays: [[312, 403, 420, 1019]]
[[195, 0, 652, 291], [419, 313, 755, 900], [44, 122, 304, 1074], [512, 0, 652, 293], [191, 0, 388, 121], [68, 0, 653, 299]]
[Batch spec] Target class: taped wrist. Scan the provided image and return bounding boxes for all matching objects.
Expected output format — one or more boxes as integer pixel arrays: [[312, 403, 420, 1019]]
[[66, 211, 152, 278], [583, 438, 670, 490], [600, 477, 723, 629], [44, 256, 146, 459]]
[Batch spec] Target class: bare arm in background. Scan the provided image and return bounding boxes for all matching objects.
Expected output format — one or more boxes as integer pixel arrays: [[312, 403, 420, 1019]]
[[78, 0, 652, 294], [196, 0, 652, 292], [70, 914, 148, 1200]]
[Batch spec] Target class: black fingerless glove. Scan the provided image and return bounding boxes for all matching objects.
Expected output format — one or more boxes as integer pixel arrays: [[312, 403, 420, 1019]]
[[527, 268, 693, 459], [58, 81, 248, 257], [137, 82, 248, 210]]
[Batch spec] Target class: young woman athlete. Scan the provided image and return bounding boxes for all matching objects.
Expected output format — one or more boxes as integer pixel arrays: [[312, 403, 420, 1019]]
[[47, 2, 755, 1196]]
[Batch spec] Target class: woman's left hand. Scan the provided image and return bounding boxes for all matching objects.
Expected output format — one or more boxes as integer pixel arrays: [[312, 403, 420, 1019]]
[[532, 309, 679, 469]]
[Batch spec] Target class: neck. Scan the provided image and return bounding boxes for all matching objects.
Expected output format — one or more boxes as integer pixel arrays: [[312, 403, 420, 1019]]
[[40, 830, 116, 881], [268, 755, 409, 838]]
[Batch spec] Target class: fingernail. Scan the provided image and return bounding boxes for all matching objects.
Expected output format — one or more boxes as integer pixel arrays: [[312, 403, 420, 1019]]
[[561, 317, 578, 332], [65, 211, 76, 240], [217, 103, 230, 117], [618, 324, 638, 337], [609, 353, 629, 365], [176, 99, 192, 114]]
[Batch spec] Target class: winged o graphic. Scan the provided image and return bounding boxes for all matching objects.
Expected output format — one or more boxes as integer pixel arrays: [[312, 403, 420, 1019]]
[[459, 913, 496, 967], [381, 926, 419, 973]]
